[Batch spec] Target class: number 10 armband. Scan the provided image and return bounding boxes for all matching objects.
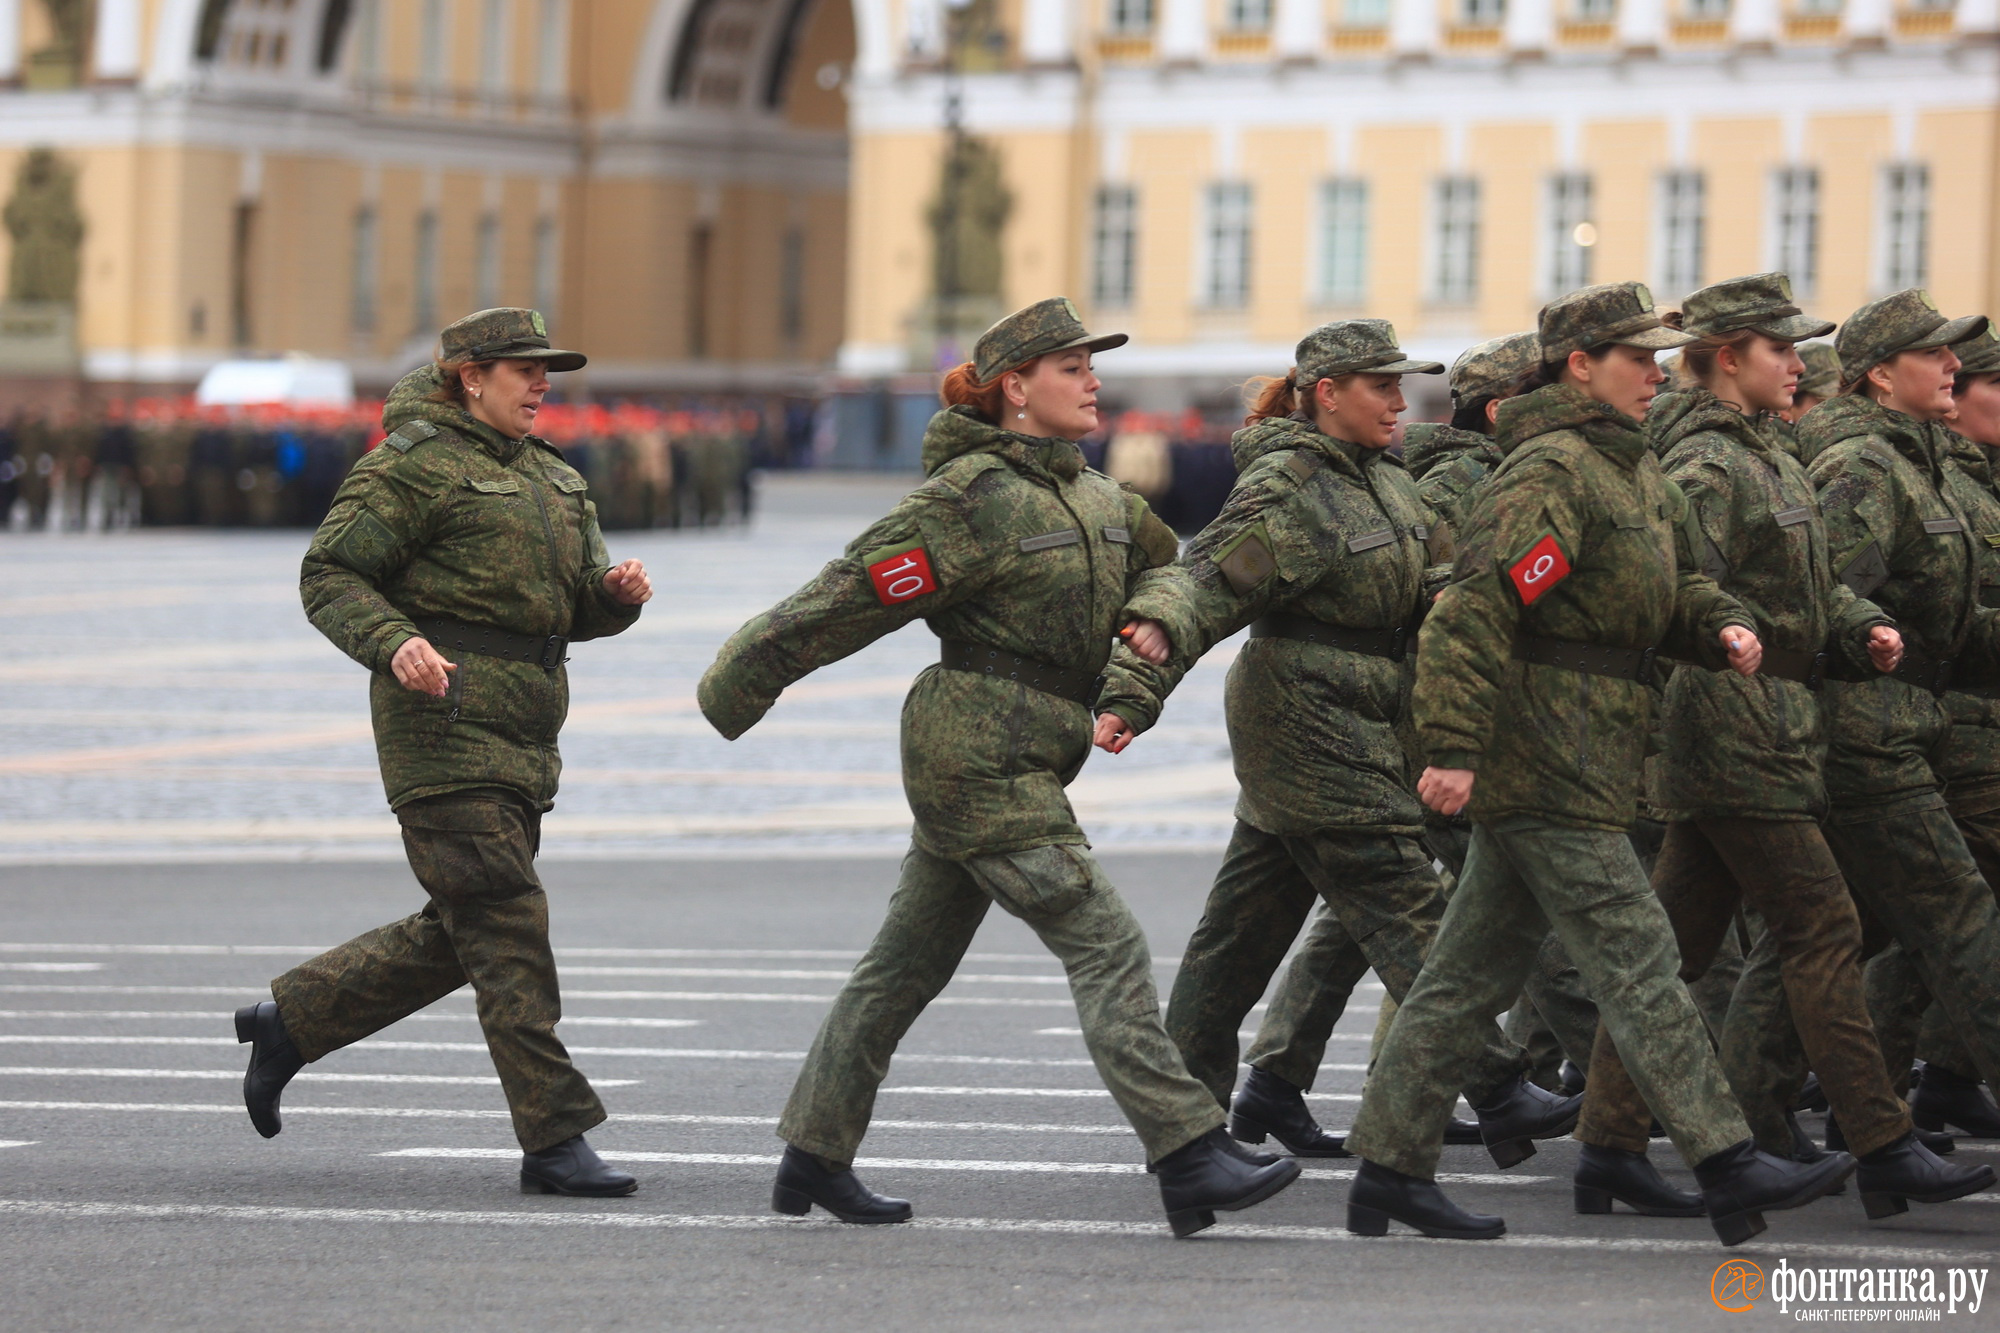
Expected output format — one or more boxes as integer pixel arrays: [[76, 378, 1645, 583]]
[[866, 540, 940, 605]]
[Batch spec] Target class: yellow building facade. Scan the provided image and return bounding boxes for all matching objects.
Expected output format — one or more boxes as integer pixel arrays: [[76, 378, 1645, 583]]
[[840, 0, 2000, 409]]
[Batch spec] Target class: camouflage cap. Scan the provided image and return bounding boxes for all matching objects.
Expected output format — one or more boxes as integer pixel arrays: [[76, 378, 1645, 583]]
[[1539, 282, 1694, 363], [1835, 289, 1988, 384], [972, 298, 1127, 383], [1295, 319, 1443, 386], [440, 307, 586, 372], [1954, 325, 2000, 379], [1680, 272, 1835, 343], [1449, 331, 1541, 403], [1796, 343, 1841, 398]]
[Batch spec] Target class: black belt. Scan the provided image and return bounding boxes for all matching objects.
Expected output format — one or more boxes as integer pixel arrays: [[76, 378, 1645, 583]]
[[412, 616, 569, 671], [1893, 643, 1955, 695], [939, 639, 1100, 706], [1250, 612, 1408, 661], [1760, 646, 1831, 689], [1513, 633, 1656, 684]]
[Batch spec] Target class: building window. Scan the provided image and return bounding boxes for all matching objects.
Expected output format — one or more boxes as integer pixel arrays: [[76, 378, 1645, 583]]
[[1573, 0, 1617, 17], [1341, 0, 1392, 20], [1431, 176, 1480, 304], [420, 0, 448, 84], [1203, 182, 1253, 310], [1545, 173, 1594, 296], [413, 210, 439, 333], [1794, 0, 1841, 12], [1108, 0, 1156, 34], [351, 206, 378, 333], [480, 0, 513, 94], [1317, 178, 1368, 306], [533, 215, 560, 316], [474, 213, 502, 311], [1225, 0, 1274, 29], [1091, 185, 1139, 309], [354, 0, 382, 79], [1770, 166, 1820, 295], [1879, 162, 1929, 291], [1683, 0, 1730, 16], [780, 226, 807, 347], [1461, 0, 1506, 24], [1656, 170, 1705, 297], [537, 0, 568, 96]]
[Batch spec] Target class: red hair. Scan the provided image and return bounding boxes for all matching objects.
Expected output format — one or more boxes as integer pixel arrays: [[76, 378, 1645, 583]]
[[1244, 370, 1300, 425], [939, 357, 1043, 424]]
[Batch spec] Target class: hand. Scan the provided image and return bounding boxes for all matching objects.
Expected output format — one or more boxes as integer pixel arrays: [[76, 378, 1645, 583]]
[[1418, 766, 1475, 816], [391, 636, 457, 697], [1119, 618, 1170, 665], [604, 559, 652, 605], [1868, 625, 1904, 674], [1721, 625, 1763, 677], [1093, 712, 1139, 754]]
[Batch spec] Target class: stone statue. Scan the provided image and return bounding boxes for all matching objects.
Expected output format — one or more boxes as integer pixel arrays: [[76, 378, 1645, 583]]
[[927, 133, 1010, 303], [5, 149, 86, 305], [27, 0, 92, 87]]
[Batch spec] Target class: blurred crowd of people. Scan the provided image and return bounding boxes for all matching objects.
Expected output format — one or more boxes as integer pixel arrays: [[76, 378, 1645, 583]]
[[0, 399, 810, 533]]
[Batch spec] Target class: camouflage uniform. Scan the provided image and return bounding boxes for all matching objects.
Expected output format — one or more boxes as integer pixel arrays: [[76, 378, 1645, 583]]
[[1572, 274, 1911, 1160], [1731, 292, 2000, 1139], [1092, 320, 1529, 1111], [1346, 283, 1761, 1181], [700, 299, 1226, 1167], [272, 309, 636, 1154]]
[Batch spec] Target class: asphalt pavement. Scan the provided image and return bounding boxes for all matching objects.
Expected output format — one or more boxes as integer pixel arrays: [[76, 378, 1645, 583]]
[[2, 855, 1996, 1332]]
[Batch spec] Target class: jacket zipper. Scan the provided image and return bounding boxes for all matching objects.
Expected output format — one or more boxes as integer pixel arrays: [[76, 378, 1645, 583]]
[[521, 466, 565, 797]]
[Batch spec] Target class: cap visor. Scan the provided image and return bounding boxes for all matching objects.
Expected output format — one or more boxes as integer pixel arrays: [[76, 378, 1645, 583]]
[[543, 350, 587, 372], [1909, 314, 1990, 353], [1752, 315, 1838, 343], [1374, 358, 1445, 375], [1613, 326, 1697, 350]]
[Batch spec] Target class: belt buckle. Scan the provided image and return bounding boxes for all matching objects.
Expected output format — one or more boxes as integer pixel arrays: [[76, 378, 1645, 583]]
[[1807, 650, 1827, 691], [540, 636, 566, 670], [1390, 625, 1409, 660], [1637, 646, 1657, 686], [1935, 657, 1956, 695]]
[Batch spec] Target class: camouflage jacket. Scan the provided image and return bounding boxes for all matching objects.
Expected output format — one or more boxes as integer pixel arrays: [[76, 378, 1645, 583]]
[[1415, 383, 1750, 831], [1645, 389, 1889, 822], [299, 366, 639, 811], [1403, 422, 1504, 566], [1806, 394, 2000, 814], [1934, 433, 2000, 795], [697, 407, 1179, 860], [1097, 414, 1437, 837]]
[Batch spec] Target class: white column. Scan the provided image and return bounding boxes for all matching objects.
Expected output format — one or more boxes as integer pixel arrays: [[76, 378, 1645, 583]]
[[1730, 0, 1780, 42], [1274, 0, 1323, 58], [903, 0, 946, 60], [1960, 0, 1999, 32], [1020, 0, 1076, 63], [1390, 0, 1437, 56], [92, 0, 143, 80], [1616, 0, 1665, 47], [1159, 0, 1209, 61], [851, 0, 898, 77], [1845, 0, 1891, 40], [1504, 0, 1552, 51], [0, 0, 21, 82]]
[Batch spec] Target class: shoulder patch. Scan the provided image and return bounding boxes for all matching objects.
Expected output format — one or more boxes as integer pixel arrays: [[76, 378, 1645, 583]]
[[863, 539, 939, 606], [1215, 523, 1278, 595], [1285, 451, 1317, 482], [1836, 540, 1889, 598], [384, 420, 439, 454], [330, 508, 401, 577], [1508, 531, 1571, 606]]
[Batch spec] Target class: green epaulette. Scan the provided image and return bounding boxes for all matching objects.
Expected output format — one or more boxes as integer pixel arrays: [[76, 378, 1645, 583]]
[[384, 420, 440, 454]]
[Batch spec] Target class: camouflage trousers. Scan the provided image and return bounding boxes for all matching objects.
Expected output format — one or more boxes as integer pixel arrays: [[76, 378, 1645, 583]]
[[1574, 817, 1909, 1159], [778, 841, 1223, 1165], [1346, 816, 1750, 1181], [1905, 784, 2000, 1081], [1726, 798, 2000, 1147], [269, 789, 606, 1153], [1163, 820, 1525, 1111]]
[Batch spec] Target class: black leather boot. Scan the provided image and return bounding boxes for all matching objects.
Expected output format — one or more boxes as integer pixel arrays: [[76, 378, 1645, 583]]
[[1228, 1067, 1351, 1157], [1694, 1138, 1855, 1246], [1782, 1111, 1847, 1193], [772, 1145, 912, 1223], [1442, 1117, 1484, 1145], [1573, 1143, 1704, 1217], [1153, 1127, 1302, 1238], [1826, 1112, 1954, 1157], [1795, 1073, 1828, 1113], [235, 1001, 304, 1140], [520, 1134, 637, 1197], [1912, 1063, 2000, 1138], [1559, 1060, 1588, 1097], [1472, 1075, 1584, 1169], [1347, 1159, 1505, 1239], [1855, 1131, 1996, 1219]]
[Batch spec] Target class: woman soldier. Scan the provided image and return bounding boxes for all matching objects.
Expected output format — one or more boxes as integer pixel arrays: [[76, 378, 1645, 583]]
[[236, 308, 653, 1197], [1092, 320, 1577, 1169], [1566, 274, 1990, 1223], [697, 298, 1301, 1238], [1340, 282, 1856, 1248]]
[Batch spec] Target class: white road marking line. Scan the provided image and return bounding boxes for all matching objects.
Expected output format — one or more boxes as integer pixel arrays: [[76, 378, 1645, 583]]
[[0, 1036, 1101, 1067], [881, 1086, 1365, 1102], [559, 968, 1073, 984], [376, 1148, 1543, 1186], [0, 964, 103, 973], [0, 985, 1082, 1008], [0, 1141, 33, 1149], [0, 1102, 1143, 1135], [0, 1199, 1992, 1262], [0, 1067, 640, 1087]]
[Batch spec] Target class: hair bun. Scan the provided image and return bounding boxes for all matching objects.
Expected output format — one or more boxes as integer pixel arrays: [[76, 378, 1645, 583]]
[[1661, 310, 1686, 331]]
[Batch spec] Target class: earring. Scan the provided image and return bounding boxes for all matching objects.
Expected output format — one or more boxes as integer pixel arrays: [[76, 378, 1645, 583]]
[[472, 390, 482, 398], [1017, 411, 1026, 420]]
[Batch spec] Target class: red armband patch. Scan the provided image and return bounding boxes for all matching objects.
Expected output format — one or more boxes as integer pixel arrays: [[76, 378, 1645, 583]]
[[1508, 532, 1571, 606], [866, 543, 939, 605]]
